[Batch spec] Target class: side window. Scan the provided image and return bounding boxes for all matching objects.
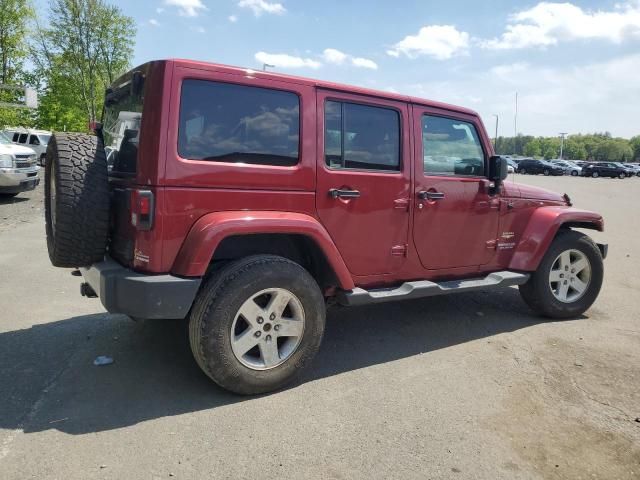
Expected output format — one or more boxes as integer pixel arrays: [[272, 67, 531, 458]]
[[325, 100, 400, 172], [29, 135, 40, 145], [18, 133, 28, 143], [12, 133, 19, 142], [422, 115, 485, 176], [178, 79, 300, 167]]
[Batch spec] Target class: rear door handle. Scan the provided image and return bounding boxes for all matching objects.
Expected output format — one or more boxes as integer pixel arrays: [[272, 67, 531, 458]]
[[329, 188, 360, 199], [418, 191, 445, 200]]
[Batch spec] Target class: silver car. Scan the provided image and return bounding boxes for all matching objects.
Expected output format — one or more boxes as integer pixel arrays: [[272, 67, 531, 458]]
[[551, 160, 582, 176], [0, 132, 40, 197]]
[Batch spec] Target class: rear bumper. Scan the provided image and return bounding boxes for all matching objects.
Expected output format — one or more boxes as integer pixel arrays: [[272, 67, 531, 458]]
[[80, 258, 202, 319]]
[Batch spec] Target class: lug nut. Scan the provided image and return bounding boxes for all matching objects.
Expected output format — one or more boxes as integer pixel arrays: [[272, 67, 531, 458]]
[[564, 280, 568, 285], [265, 335, 272, 342], [270, 313, 276, 321], [257, 317, 264, 324], [559, 273, 564, 278], [274, 325, 280, 331], [254, 331, 261, 338]]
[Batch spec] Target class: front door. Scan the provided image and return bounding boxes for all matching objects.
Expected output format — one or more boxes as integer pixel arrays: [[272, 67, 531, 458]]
[[315, 90, 411, 276], [412, 108, 500, 270]]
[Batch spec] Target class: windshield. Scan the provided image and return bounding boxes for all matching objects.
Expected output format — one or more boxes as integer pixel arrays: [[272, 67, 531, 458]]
[[102, 79, 144, 174], [0, 132, 11, 144], [38, 135, 51, 145]]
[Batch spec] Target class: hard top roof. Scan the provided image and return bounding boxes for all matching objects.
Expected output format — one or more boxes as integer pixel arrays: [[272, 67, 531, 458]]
[[152, 59, 480, 118]]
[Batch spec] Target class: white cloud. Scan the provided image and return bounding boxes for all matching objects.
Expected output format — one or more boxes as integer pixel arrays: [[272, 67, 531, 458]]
[[322, 48, 378, 69], [322, 48, 348, 65], [156, 7, 165, 14], [255, 52, 321, 69], [387, 25, 470, 60], [164, 0, 206, 17], [228, 14, 238, 23], [148, 18, 161, 26], [351, 57, 378, 70], [238, 0, 286, 16], [483, 1, 640, 49], [191, 26, 206, 33], [403, 54, 640, 137]]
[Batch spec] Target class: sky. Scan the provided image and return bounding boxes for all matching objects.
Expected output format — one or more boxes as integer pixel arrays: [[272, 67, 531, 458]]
[[37, 0, 640, 138]]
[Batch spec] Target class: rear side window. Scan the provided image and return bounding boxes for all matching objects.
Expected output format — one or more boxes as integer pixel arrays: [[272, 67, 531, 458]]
[[178, 80, 300, 166], [422, 115, 485, 176], [18, 133, 27, 143], [325, 100, 400, 171], [29, 135, 40, 145]]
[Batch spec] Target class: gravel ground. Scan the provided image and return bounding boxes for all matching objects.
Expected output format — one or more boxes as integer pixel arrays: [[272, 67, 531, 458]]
[[0, 175, 639, 480], [0, 183, 44, 233]]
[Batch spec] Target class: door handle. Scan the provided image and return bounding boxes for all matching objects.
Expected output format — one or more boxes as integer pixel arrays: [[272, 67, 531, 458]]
[[418, 191, 445, 201], [329, 188, 360, 199]]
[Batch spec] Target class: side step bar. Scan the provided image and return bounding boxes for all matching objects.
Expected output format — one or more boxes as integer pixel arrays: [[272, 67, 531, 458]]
[[337, 271, 530, 307]]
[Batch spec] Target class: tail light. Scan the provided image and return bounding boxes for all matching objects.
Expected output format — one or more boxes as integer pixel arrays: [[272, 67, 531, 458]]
[[131, 189, 154, 230]]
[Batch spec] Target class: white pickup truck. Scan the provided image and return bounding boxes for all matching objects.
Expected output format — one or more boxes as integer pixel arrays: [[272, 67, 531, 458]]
[[0, 132, 40, 197]]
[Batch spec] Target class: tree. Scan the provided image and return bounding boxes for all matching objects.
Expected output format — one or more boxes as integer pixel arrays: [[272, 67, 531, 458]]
[[34, 0, 135, 128], [630, 136, 640, 161], [523, 138, 542, 157], [0, 0, 36, 126]]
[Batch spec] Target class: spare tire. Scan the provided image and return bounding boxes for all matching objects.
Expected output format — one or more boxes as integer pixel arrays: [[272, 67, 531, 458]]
[[45, 133, 110, 268]]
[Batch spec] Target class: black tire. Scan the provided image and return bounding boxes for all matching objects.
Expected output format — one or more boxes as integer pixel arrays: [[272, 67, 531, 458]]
[[571, 170, 578, 176], [592, 171, 599, 178], [520, 168, 526, 174], [45, 133, 110, 268], [618, 172, 625, 179], [189, 255, 326, 395], [543, 169, 550, 176], [519, 230, 603, 319]]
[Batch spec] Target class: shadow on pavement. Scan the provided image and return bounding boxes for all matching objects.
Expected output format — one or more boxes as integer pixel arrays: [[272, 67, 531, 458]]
[[0, 195, 30, 205], [0, 288, 555, 435]]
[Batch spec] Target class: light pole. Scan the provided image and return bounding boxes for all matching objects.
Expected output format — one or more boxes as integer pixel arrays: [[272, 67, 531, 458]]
[[492, 114, 499, 152], [262, 63, 275, 71], [559, 132, 568, 159]]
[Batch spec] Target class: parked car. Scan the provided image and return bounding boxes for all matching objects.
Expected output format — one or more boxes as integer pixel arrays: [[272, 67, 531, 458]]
[[612, 162, 636, 177], [505, 158, 517, 173], [551, 160, 582, 176], [3, 128, 52, 166], [0, 131, 40, 197], [625, 164, 640, 177], [581, 162, 628, 178], [517, 159, 565, 176], [43, 59, 607, 395]]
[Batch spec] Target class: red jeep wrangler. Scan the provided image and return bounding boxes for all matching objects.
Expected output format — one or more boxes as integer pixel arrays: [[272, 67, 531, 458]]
[[44, 59, 606, 394]]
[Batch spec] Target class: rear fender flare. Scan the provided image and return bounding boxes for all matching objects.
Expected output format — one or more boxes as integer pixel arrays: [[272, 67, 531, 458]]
[[509, 206, 604, 271], [171, 211, 355, 290]]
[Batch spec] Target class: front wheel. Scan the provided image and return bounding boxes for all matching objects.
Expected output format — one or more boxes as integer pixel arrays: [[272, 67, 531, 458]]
[[520, 168, 526, 175], [592, 171, 599, 178], [543, 169, 550, 176], [519, 230, 603, 319], [618, 172, 625, 179], [189, 255, 326, 395], [571, 170, 578, 176]]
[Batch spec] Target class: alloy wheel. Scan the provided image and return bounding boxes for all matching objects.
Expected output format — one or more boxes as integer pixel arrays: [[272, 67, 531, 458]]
[[548, 249, 592, 303], [230, 288, 305, 370]]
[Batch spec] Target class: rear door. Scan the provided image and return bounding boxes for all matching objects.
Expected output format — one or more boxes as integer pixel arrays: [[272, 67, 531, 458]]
[[315, 90, 411, 276], [411, 107, 500, 270]]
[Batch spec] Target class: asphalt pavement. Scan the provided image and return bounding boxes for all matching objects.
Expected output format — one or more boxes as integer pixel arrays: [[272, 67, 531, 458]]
[[1, 175, 639, 479]]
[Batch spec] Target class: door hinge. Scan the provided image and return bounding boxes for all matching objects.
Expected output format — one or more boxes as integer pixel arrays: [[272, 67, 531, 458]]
[[391, 244, 408, 257]]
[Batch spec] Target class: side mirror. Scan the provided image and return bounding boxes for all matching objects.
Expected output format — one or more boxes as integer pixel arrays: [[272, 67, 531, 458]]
[[489, 155, 508, 187]]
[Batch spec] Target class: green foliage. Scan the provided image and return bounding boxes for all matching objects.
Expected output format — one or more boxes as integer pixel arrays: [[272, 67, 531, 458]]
[[0, 0, 36, 127], [496, 133, 638, 162]]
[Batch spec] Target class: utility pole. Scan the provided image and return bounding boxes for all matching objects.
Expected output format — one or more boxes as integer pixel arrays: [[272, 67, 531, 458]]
[[514, 92, 518, 139], [559, 132, 568, 159], [262, 63, 275, 71], [492, 114, 499, 151]]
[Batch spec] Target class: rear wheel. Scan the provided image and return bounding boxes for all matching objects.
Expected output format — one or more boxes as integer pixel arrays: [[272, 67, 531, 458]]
[[618, 172, 625, 179], [520, 168, 526, 174], [571, 170, 578, 176], [519, 230, 603, 319], [592, 171, 599, 178], [543, 169, 550, 176], [189, 255, 326, 395]]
